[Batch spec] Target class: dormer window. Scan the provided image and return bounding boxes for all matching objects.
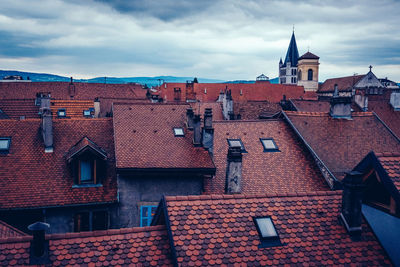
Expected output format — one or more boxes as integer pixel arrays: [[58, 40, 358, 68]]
[[254, 216, 281, 247], [228, 139, 246, 153], [260, 138, 279, 152], [0, 137, 11, 154], [66, 137, 107, 186], [57, 109, 66, 117], [173, 127, 184, 137]]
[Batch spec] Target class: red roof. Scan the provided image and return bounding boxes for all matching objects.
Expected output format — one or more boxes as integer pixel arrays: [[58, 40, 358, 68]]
[[0, 82, 147, 100], [0, 220, 26, 239], [376, 152, 400, 191], [368, 100, 400, 138], [0, 99, 39, 119], [291, 99, 362, 113], [285, 111, 400, 180], [50, 99, 94, 118], [0, 118, 117, 209], [161, 191, 391, 266], [318, 75, 364, 92], [190, 102, 224, 121], [0, 225, 172, 266], [204, 120, 329, 194], [113, 103, 215, 171], [160, 82, 306, 103], [233, 101, 281, 120]]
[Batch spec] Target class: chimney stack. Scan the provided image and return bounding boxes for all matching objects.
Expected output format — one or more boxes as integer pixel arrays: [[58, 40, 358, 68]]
[[329, 91, 352, 119], [202, 108, 214, 154], [223, 89, 234, 120], [186, 108, 194, 130], [94, 98, 100, 118], [225, 146, 243, 193], [340, 171, 364, 236], [28, 222, 51, 265], [192, 114, 201, 146], [69, 77, 76, 98], [40, 95, 53, 153]]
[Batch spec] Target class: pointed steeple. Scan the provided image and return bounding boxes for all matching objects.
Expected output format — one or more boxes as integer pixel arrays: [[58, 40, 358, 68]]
[[283, 31, 299, 67], [279, 57, 283, 64]]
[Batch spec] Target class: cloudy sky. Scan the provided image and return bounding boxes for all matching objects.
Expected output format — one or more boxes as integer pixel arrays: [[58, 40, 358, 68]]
[[0, 0, 399, 82]]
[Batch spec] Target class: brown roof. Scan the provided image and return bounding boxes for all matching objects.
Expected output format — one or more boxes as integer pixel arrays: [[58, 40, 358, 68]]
[[160, 191, 391, 266], [376, 152, 400, 191], [161, 82, 306, 103], [204, 120, 329, 194], [0, 220, 26, 239], [233, 101, 281, 120], [0, 82, 147, 100], [113, 103, 215, 171], [319, 75, 364, 92], [298, 51, 319, 60], [0, 99, 39, 119], [0, 225, 172, 266], [98, 97, 150, 117], [0, 118, 117, 209], [368, 100, 400, 138], [50, 99, 94, 118], [190, 102, 224, 121], [291, 99, 362, 113], [285, 111, 400, 180]]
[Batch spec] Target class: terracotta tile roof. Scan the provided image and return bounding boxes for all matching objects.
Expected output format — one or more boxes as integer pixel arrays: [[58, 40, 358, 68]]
[[50, 99, 94, 118], [190, 102, 224, 121], [233, 101, 281, 120], [298, 51, 320, 60], [285, 111, 400, 180], [0, 225, 172, 266], [375, 152, 400, 191], [318, 75, 364, 92], [290, 99, 362, 113], [113, 103, 215, 171], [368, 100, 400, 138], [302, 91, 318, 100], [0, 99, 39, 119], [0, 220, 26, 238], [161, 82, 306, 103], [204, 120, 329, 194], [65, 136, 107, 163], [0, 118, 117, 209], [0, 82, 147, 100], [162, 191, 391, 266], [98, 97, 150, 117]]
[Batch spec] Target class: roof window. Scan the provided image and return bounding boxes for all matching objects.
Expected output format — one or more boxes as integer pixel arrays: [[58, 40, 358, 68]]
[[228, 139, 246, 153], [83, 110, 91, 117], [260, 138, 279, 152], [254, 217, 281, 247], [173, 127, 184, 137], [57, 109, 66, 117], [0, 137, 11, 153]]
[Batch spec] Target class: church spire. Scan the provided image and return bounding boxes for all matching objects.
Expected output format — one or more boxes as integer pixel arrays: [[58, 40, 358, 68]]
[[283, 31, 299, 67]]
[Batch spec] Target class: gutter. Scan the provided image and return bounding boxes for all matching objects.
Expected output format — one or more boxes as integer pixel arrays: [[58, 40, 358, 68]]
[[282, 111, 340, 189]]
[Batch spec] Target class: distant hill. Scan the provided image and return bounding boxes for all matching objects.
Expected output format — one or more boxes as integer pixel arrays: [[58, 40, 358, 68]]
[[0, 70, 225, 87]]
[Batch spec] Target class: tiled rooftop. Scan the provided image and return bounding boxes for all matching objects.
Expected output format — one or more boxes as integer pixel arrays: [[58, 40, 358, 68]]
[[376, 152, 400, 191], [368, 100, 400, 138], [0, 99, 39, 119], [162, 191, 391, 266], [113, 103, 215, 171], [0, 220, 26, 239], [233, 101, 281, 120], [204, 120, 329, 194], [290, 99, 362, 113], [51, 99, 94, 118], [0, 225, 172, 266], [318, 75, 364, 92], [190, 102, 224, 121], [285, 111, 400, 180], [0, 118, 117, 209]]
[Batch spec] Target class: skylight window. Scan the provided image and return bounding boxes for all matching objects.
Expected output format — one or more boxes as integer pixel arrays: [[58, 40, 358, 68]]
[[260, 138, 279, 152], [57, 109, 66, 117], [254, 217, 281, 247], [227, 139, 246, 152], [83, 110, 91, 117], [0, 137, 11, 153], [173, 127, 184, 137]]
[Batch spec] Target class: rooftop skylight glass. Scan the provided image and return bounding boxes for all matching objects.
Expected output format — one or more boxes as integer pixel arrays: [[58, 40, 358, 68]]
[[0, 137, 11, 152], [173, 127, 184, 137], [260, 138, 279, 152], [227, 139, 246, 152]]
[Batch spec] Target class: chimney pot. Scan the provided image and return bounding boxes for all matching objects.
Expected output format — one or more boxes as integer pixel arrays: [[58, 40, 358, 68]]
[[225, 146, 243, 194], [94, 98, 100, 118], [204, 108, 212, 129], [28, 222, 51, 264], [192, 114, 201, 146], [329, 96, 352, 119], [340, 171, 364, 236], [186, 108, 194, 130]]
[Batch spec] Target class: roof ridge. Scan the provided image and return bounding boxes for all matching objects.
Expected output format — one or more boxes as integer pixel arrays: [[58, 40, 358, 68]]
[[376, 152, 400, 157], [166, 190, 339, 202], [213, 119, 282, 124]]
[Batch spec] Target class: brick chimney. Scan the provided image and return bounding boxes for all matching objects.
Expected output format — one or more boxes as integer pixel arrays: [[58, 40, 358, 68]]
[[390, 91, 400, 111], [186, 107, 194, 130], [94, 98, 100, 118], [225, 146, 243, 193], [202, 108, 214, 154], [340, 171, 364, 236], [28, 222, 51, 265], [69, 77, 76, 98], [192, 114, 201, 146], [40, 95, 53, 153], [329, 87, 352, 119]]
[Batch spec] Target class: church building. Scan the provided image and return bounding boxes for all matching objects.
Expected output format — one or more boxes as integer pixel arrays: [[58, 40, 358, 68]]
[[279, 31, 320, 92]]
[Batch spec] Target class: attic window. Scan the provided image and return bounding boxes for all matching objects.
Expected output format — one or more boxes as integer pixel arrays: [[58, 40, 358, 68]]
[[0, 137, 11, 153], [260, 138, 279, 152], [173, 127, 184, 137], [57, 109, 66, 117], [83, 110, 91, 117], [254, 217, 281, 247], [228, 139, 246, 153]]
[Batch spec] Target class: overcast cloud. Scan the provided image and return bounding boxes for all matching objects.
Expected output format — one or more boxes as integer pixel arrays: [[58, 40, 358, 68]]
[[0, 0, 399, 81]]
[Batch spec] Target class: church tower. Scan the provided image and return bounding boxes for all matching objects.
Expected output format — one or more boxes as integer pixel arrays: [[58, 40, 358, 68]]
[[297, 51, 320, 91], [279, 31, 299, 84]]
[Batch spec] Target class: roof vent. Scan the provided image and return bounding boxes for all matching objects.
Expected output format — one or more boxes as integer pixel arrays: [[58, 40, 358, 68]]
[[28, 222, 51, 265]]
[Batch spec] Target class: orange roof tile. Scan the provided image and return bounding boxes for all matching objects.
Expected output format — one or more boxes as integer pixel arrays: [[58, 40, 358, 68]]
[[0, 220, 26, 238], [0, 99, 39, 119], [376, 153, 400, 191], [319, 75, 364, 92]]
